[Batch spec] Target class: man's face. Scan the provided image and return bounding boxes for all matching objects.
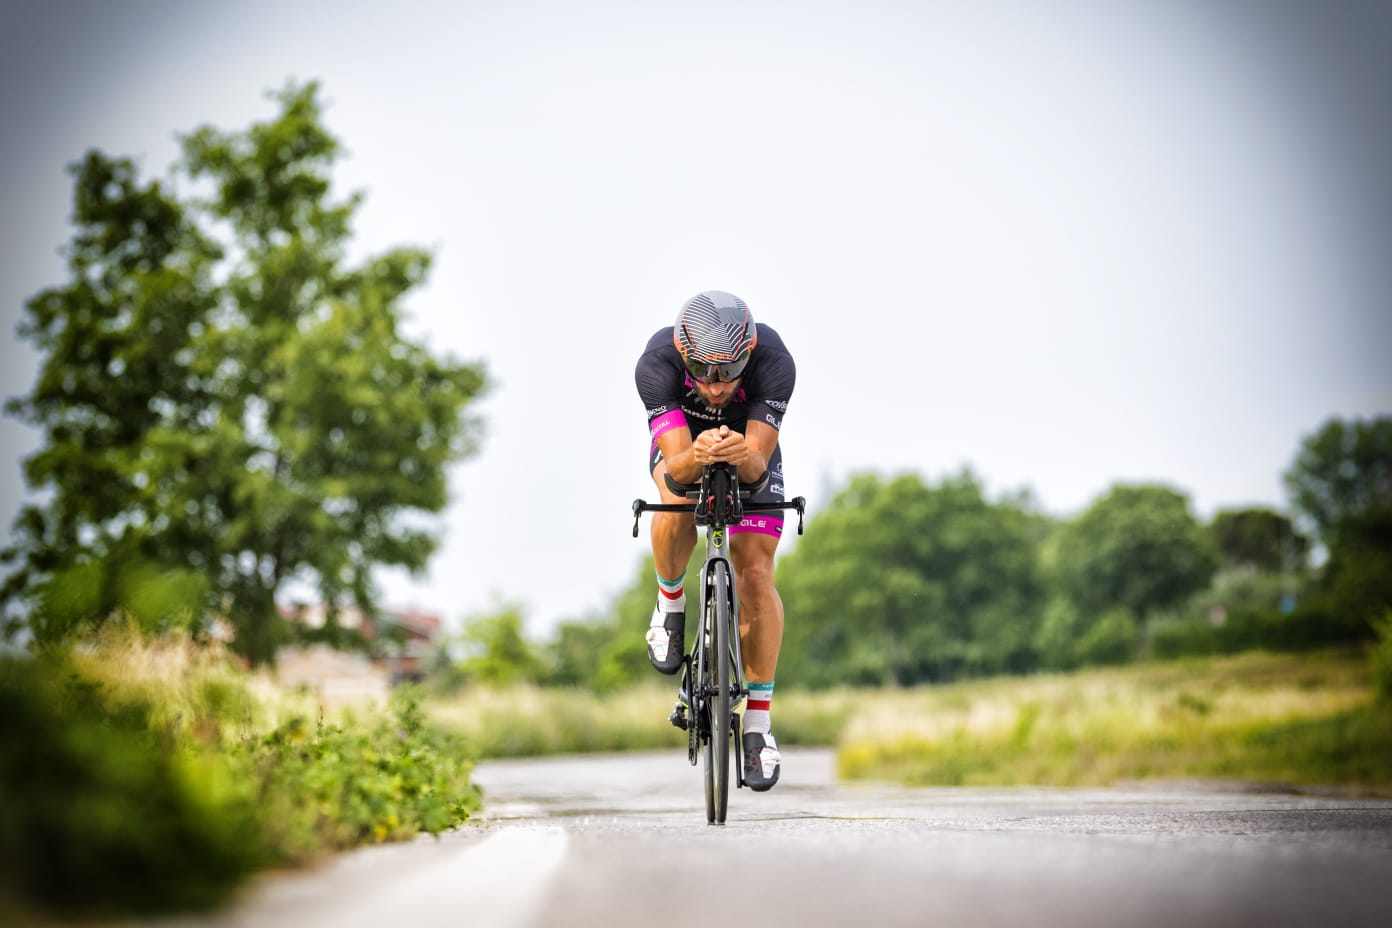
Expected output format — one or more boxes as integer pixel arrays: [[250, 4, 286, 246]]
[[693, 377, 740, 408]]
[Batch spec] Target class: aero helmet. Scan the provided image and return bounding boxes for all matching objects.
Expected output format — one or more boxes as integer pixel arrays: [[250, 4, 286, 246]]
[[674, 290, 757, 382]]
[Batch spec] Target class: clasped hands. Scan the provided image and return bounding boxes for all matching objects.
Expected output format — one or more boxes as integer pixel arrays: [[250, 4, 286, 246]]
[[692, 425, 752, 466]]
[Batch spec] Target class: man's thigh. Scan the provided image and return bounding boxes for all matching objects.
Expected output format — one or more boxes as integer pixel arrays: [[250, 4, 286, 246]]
[[731, 531, 778, 577], [728, 444, 785, 544]]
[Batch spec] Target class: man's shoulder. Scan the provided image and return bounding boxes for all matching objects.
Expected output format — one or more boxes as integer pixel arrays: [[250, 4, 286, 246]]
[[641, 326, 677, 357], [746, 322, 794, 405], [754, 323, 790, 358], [636, 327, 682, 404]]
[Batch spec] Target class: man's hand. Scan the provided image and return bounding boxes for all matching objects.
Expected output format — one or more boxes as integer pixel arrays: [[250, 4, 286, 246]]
[[692, 425, 751, 466]]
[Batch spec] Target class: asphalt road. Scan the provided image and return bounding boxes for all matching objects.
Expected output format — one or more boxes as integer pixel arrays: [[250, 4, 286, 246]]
[[179, 748, 1392, 928]]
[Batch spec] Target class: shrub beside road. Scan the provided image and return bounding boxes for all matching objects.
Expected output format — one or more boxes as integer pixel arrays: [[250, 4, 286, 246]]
[[0, 628, 479, 919]]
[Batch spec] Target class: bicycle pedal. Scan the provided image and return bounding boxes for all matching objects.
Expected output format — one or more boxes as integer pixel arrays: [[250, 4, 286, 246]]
[[669, 705, 688, 730]]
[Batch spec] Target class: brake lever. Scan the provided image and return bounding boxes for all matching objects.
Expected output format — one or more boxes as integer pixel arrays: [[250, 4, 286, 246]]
[[794, 497, 806, 535], [631, 499, 644, 537]]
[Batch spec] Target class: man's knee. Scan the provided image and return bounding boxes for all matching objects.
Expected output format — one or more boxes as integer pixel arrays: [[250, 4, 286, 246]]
[[652, 510, 696, 538], [733, 556, 775, 596]]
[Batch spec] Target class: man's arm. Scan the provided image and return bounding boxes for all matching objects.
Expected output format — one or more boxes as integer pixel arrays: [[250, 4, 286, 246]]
[[704, 420, 778, 484], [657, 427, 702, 485], [661, 422, 777, 485], [734, 420, 777, 483]]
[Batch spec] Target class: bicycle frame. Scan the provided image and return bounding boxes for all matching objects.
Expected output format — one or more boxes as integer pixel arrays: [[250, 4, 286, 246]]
[[698, 522, 743, 716]]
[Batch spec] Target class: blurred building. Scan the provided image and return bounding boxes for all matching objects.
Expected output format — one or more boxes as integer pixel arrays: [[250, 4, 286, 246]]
[[374, 608, 443, 682], [275, 644, 391, 708], [280, 603, 442, 684]]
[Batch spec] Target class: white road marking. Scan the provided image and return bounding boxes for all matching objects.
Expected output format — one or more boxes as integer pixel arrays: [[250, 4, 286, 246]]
[[323, 826, 569, 928]]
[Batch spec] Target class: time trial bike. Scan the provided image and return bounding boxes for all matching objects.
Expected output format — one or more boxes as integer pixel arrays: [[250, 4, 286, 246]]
[[630, 463, 805, 824]]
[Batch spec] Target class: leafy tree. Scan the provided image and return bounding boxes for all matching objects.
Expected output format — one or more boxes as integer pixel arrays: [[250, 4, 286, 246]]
[[1284, 416, 1392, 549], [1073, 607, 1140, 666], [1210, 507, 1308, 573], [1054, 484, 1217, 622], [544, 617, 617, 688], [777, 470, 1049, 687], [1284, 417, 1392, 634], [456, 604, 544, 686], [1034, 596, 1083, 671], [2, 83, 487, 662], [562, 545, 704, 693]]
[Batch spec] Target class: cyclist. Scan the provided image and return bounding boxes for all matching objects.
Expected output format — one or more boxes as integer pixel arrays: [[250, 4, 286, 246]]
[[635, 290, 795, 791]]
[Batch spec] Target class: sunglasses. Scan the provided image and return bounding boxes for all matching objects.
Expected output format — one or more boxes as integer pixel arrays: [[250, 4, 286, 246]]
[[683, 353, 750, 383]]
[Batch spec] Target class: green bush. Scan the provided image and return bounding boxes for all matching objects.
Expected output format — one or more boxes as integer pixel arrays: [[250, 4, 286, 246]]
[[1075, 608, 1139, 666], [1147, 614, 1220, 659], [1264, 602, 1365, 651], [1143, 569, 1299, 658], [1034, 597, 1083, 670], [1373, 612, 1392, 705], [242, 691, 479, 859], [455, 606, 545, 686], [0, 638, 480, 919], [0, 656, 262, 916]]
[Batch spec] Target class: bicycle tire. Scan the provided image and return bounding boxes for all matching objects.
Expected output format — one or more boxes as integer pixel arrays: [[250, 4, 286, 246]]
[[701, 626, 715, 824], [710, 560, 732, 824]]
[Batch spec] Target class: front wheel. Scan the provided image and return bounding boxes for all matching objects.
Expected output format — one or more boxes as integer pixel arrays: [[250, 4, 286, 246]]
[[700, 608, 715, 823], [703, 561, 732, 824]]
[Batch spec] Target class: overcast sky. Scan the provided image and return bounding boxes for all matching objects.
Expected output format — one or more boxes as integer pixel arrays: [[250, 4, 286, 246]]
[[3, 1, 1390, 637]]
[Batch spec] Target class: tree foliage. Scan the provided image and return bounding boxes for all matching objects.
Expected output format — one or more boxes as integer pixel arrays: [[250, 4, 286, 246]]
[[543, 545, 705, 692], [1284, 416, 1392, 550], [776, 470, 1048, 687], [440, 414, 1392, 694], [455, 604, 545, 686], [1053, 484, 1217, 622], [1284, 416, 1392, 634], [1210, 507, 1308, 573], [2, 83, 487, 661]]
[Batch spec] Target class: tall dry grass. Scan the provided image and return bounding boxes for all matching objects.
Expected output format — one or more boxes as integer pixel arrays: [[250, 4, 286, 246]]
[[427, 650, 1392, 793], [835, 649, 1391, 790], [425, 680, 873, 756], [66, 624, 321, 741]]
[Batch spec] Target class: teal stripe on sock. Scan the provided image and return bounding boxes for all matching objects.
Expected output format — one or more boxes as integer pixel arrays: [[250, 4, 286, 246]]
[[656, 571, 684, 591], [748, 682, 774, 693]]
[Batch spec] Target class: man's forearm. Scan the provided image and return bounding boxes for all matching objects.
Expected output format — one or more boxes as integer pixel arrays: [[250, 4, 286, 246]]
[[737, 450, 769, 484], [665, 445, 704, 484]]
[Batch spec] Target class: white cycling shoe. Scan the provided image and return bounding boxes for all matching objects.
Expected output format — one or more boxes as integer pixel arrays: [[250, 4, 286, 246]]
[[645, 607, 684, 675], [742, 731, 781, 791]]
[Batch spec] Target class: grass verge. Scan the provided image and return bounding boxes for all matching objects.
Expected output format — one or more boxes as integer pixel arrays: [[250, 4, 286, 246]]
[[424, 682, 861, 756], [835, 649, 1392, 791], [426, 650, 1391, 794], [0, 626, 479, 919]]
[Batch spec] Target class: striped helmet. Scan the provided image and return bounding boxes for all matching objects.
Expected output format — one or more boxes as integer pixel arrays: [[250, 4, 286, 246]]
[[674, 290, 757, 382]]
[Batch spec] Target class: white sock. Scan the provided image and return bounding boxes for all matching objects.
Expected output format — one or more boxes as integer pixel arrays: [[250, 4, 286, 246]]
[[745, 681, 774, 734], [655, 569, 685, 616], [653, 595, 685, 618]]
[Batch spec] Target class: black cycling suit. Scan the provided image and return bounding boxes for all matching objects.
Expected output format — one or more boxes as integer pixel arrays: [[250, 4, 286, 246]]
[[635, 323, 796, 538]]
